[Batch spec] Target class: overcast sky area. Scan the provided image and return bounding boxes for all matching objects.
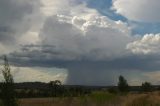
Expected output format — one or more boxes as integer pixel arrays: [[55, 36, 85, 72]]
[[0, 0, 160, 86]]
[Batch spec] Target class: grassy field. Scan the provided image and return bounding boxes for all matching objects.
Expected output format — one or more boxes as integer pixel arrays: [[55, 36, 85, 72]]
[[18, 91, 160, 106]]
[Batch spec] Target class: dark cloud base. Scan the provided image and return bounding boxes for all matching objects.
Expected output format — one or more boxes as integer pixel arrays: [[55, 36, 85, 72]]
[[6, 53, 160, 85]]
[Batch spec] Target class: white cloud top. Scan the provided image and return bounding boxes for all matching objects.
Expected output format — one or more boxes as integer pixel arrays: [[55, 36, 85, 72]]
[[112, 0, 160, 22], [127, 34, 160, 54], [38, 14, 133, 61]]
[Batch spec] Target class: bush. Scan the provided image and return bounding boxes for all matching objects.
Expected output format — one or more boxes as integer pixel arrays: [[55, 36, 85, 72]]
[[141, 82, 152, 92], [108, 87, 118, 94]]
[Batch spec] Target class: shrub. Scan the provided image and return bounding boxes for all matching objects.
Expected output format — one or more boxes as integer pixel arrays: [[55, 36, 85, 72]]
[[108, 87, 118, 94], [141, 82, 152, 92]]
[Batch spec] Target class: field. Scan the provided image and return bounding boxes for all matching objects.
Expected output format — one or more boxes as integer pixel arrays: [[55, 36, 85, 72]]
[[18, 91, 160, 106]]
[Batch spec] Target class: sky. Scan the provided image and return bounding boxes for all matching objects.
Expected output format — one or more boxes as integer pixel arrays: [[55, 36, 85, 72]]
[[0, 0, 160, 86]]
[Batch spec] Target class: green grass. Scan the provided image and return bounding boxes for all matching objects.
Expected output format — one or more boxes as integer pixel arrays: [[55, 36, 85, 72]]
[[88, 91, 118, 104]]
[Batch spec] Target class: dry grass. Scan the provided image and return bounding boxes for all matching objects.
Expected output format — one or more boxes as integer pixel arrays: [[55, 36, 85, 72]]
[[18, 92, 160, 106], [123, 92, 160, 106]]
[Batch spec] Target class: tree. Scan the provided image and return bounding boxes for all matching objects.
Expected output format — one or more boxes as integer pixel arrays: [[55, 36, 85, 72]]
[[1, 56, 18, 106], [118, 75, 129, 92], [49, 80, 62, 97], [141, 82, 152, 92]]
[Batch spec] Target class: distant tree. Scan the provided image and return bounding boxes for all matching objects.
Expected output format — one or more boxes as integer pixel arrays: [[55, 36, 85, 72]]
[[141, 82, 152, 92], [1, 56, 18, 106], [118, 75, 129, 92], [49, 80, 62, 97]]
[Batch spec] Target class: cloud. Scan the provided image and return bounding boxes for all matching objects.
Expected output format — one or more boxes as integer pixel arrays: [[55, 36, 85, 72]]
[[3, 0, 147, 85], [0, 0, 42, 55], [9, 13, 133, 62], [39, 14, 133, 61], [143, 71, 160, 85], [1, 0, 160, 85], [127, 34, 160, 54], [0, 66, 68, 83], [0, 0, 91, 54], [40, 0, 73, 16], [112, 0, 160, 22], [8, 11, 137, 85], [0, 0, 40, 40]]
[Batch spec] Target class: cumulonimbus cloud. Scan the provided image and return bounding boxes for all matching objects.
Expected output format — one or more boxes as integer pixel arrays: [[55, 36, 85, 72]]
[[8, 12, 136, 85], [1, 0, 160, 85], [11, 13, 133, 62]]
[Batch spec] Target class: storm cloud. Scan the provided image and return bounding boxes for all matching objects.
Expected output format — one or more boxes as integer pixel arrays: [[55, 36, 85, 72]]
[[1, 0, 160, 85], [8, 13, 160, 85]]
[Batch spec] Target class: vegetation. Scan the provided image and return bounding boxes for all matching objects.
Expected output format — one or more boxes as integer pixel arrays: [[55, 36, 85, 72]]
[[141, 82, 152, 92], [17, 92, 160, 106], [0, 56, 18, 106], [89, 91, 118, 105], [108, 87, 118, 94], [49, 80, 62, 97], [118, 75, 129, 93]]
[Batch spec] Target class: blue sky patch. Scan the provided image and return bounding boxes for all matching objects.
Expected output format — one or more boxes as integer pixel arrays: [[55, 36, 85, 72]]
[[82, 0, 160, 35]]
